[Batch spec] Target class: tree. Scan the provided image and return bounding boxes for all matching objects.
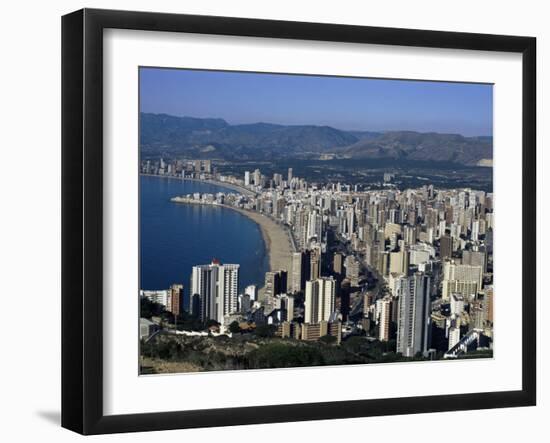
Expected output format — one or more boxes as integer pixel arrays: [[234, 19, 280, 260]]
[[228, 321, 241, 334], [342, 335, 368, 354], [319, 335, 337, 345], [247, 343, 325, 369], [140, 297, 165, 319], [254, 324, 277, 338], [205, 319, 220, 329]]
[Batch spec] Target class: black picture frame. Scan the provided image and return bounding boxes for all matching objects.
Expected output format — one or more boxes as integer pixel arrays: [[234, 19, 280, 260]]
[[62, 8, 537, 435]]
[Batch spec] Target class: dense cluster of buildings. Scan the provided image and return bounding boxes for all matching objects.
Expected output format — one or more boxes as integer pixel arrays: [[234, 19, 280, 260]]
[[141, 158, 494, 359]]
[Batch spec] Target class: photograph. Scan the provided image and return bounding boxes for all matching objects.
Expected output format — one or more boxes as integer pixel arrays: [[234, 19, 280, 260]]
[[138, 68, 495, 375], [1, 1, 543, 439]]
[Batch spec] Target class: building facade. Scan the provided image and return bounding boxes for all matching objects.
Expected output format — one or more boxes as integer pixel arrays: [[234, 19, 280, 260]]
[[396, 272, 431, 357], [190, 260, 240, 325], [304, 277, 336, 324]]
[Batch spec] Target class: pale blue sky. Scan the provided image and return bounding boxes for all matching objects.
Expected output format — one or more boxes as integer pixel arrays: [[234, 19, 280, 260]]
[[140, 67, 493, 136]]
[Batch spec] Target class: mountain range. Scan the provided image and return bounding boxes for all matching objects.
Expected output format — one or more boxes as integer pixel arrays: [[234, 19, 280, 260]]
[[140, 112, 493, 166]]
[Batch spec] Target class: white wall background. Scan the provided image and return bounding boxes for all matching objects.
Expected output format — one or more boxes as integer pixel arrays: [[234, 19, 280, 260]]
[[0, 0, 545, 441]]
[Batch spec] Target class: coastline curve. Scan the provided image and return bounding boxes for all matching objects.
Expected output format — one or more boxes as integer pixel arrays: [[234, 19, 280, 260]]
[[171, 197, 294, 276]]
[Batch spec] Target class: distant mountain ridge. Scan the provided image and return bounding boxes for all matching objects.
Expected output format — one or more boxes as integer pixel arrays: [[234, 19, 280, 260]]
[[140, 112, 492, 166], [342, 131, 493, 166]]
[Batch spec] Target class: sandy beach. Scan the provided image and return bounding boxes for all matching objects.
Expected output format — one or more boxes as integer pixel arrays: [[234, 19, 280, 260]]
[[171, 196, 294, 274], [228, 207, 294, 273]]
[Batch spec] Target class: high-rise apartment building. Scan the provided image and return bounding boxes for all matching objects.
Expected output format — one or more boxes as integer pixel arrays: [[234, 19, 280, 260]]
[[253, 169, 261, 186], [264, 270, 288, 299], [440, 234, 453, 260], [140, 289, 170, 307], [310, 247, 322, 281], [244, 284, 257, 301], [307, 210, 323, 242], [389, 248, 409, 276], [169, 284, 183, 317], [190, 260, 239, 325], [344, 255, 360, 286], [448, 325, 461, 350], [333, 252, 344, 276], [471, 219, 480, 241], [450, 293, 465, 317], [281, 294, 295, 321], [396, 272, 431, 357], [462, 249, 487, 272], [290, 251, 307, 293], [378, 297, 392, 342], [339, 279, 351, 321], [238, 293, 252, 313], [442, 260, 483, 300], [305, 277, 336, 324]]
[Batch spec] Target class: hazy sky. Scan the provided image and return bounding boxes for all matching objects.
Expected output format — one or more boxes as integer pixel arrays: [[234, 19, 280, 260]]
[[139, 67, 493, 137]]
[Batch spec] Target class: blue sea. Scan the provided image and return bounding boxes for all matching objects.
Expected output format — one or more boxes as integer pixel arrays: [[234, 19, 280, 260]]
[[140, 175, 269, 308]]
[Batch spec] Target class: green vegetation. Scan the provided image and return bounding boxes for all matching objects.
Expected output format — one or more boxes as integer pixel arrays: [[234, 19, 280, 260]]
[[141, 298, 213, 331], [253, 324, 277, 338], [247, 343, 325, 369], [228, 321, 241, 334], [140, 297, 165, 319], [456, 349, 494, 359], [140, 333, 426, 374], [319, 335, 338, 345]]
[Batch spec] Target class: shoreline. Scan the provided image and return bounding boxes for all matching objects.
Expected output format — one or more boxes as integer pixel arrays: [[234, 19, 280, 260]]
[[228, 206, 294, 274], [140, 173, 256, 197], [143, 173, 294, 290], [171, 198, 294, 275]]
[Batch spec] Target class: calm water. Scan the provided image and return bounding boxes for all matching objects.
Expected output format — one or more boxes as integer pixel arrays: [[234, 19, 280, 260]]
[[140, 175, 269, 308]]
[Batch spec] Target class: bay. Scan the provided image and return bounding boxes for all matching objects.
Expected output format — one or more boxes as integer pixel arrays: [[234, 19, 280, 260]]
[[139, 175, 269, 308]]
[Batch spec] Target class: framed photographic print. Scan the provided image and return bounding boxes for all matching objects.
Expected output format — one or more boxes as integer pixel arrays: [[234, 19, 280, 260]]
[[61, 8, 536, 435]]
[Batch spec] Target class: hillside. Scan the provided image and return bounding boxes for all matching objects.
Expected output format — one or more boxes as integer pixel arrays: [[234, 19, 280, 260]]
[[341, 131, 493, 166], [140, 113, 492, 165]]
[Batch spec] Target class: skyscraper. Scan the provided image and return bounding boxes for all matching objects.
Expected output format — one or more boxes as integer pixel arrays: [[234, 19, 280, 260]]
[[333, 252, 344, 275], [290, 252, 303, 293], [344, 255, 361, 286], [244, 284, 257, 301], [378, 297, 392, 342], [471, 219, 480, 241], [469, 300, 486, 330], [339, 278, 351, 321], [281, 294, 295, 321], [190, 260, 240, 325], [450, 293, 465, 317], [396, 272, 431, 357], [307, 210, 323, 242], [238, 293, 251, 313], [305, 277, 336, 324], [462, 249, 487, 272], [389, 248, 409, 276], [169, 283, 183, 317], [448, 324, 461, 350], [290, 250, 311, 293], [442, 260, 483, 300], [253, 169, 261, 186], [264, 270, 288, 299], [310, 247, 322, 281], [440, 234, 453, 260]]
